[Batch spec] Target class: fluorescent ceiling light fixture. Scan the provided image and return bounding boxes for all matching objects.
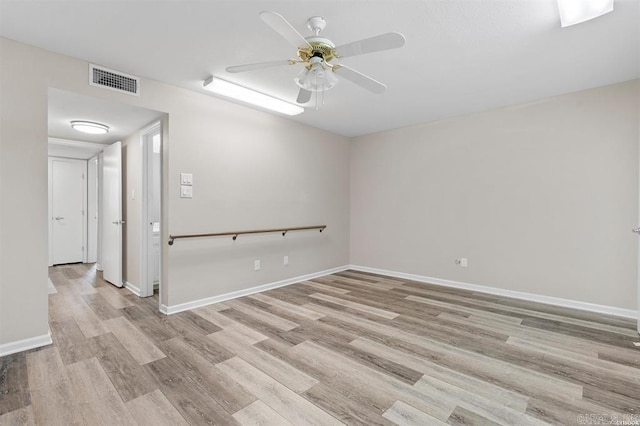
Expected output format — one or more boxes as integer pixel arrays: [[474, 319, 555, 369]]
[[558, 0, 613, 27], [70, 120, 109, 134], [203, 76, 303, 116]]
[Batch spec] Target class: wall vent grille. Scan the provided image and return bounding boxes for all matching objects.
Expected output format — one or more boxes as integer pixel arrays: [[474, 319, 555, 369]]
[[89, 64, 140, 96]]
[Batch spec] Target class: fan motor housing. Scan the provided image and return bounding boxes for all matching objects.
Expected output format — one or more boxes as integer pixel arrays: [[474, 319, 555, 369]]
[[298, 37, 336, 63]]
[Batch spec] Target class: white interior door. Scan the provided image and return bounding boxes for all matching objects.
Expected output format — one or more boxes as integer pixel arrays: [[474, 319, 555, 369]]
[[50, 158, 85, 265], [102, 141, 123, 287]]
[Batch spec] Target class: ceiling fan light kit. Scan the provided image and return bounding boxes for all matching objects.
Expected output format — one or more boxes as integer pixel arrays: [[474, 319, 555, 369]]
[[294, 57, 339, 92], [557, 0, 613, 27], [203, 76, 303, 116], [224, 11, 406, 111]]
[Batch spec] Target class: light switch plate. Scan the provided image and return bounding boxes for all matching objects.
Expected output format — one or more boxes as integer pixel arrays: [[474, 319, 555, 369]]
[[180, 185, 193, 198], [180, 173, 193, 185]]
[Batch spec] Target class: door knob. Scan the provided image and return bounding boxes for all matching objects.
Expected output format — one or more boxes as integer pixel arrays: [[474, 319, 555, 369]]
[[633, 228, 640, 234], [112, 220, 125, 225], [54, 216, 64, 220]]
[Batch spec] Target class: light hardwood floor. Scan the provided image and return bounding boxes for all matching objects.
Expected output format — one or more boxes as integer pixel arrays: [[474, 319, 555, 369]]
[[1, 264, 639, 425]]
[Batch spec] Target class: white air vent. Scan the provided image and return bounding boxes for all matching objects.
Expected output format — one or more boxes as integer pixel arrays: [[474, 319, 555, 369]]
[[89, 64, 140, 96]]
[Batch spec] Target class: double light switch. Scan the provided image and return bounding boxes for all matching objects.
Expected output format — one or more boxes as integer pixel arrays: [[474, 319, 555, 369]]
[[180, 173, 193, 198]]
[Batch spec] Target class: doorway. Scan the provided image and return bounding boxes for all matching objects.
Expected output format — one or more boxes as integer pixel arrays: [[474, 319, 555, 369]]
[[47, 88, 165, 301], [140, 122, 162, 297]]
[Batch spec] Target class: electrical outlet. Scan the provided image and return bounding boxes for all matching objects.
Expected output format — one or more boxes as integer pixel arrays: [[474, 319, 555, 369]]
[[254, 260, 261, 271], [283, 255, 289, 266]]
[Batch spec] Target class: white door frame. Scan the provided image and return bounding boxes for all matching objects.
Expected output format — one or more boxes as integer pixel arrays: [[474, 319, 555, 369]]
[[637, 145, 640, 334], [48, 157, 87, 266], [140, 121, 162, 298]]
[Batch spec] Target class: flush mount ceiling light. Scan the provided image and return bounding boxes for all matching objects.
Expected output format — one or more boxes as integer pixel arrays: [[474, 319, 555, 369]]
[[70, 120, 110, 135], [558, 0, 614, 27], [203, 76, 303, 116]]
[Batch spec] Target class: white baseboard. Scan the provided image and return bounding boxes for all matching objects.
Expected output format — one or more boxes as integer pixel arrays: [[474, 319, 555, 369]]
[[124, 281, 141, 297], [160, 265, 350, 315], [0, 332, 53, 357], [350, 265, 639, 320]]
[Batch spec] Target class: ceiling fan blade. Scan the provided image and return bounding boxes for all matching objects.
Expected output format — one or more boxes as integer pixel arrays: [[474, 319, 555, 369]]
[[259, 11, 312, 49], [226, 60, 294, 73], [296, 88, 312, 104], [334, 32, 406, 58], [333, 65, 386, 94]]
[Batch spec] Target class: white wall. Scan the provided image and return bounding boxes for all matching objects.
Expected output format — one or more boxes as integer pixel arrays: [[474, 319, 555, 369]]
[[351, 80, 640, 310], [0, 37, 350, 348], [166, 100, 350, 305], [0, 39, 49, 346]]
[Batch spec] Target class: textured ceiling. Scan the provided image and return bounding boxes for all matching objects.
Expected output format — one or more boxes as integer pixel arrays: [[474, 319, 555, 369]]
[[2, 1, 639, 137]]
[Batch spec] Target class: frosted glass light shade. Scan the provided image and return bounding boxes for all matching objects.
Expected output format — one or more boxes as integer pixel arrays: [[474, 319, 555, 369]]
[[295, 63, 339, 92], [558, 0, 614, 27]]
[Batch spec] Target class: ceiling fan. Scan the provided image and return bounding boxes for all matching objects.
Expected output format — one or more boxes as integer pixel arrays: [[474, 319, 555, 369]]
[[226, 11, 406, 105]]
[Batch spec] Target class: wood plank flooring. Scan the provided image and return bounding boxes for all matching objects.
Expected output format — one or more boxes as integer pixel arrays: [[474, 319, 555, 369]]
[[1, 265, 639, 425]]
